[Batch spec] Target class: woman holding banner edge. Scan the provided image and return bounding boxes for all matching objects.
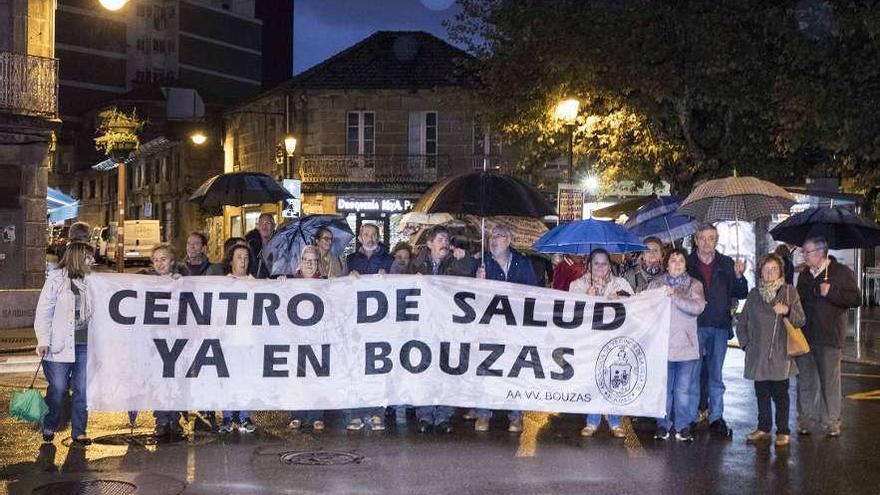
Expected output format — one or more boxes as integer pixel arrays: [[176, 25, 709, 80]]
[[647, 248, 706, 442], [568, 248, 635, 438], [34, 241, 95, 446]]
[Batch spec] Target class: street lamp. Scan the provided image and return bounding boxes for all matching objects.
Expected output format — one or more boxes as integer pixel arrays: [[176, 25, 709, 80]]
[[554, 98, 580, 182], [99, 0, 129, 10], [283, 135, 297, 157], [190, 132, 207, 145], [94, 108, 141, 272]]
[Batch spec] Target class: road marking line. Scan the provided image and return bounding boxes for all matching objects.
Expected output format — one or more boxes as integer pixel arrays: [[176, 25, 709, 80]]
[[846, 389, 880, 400], [516, 412, 550, 457], [842, 373, 880, 379], [623, 417, 646, 458]]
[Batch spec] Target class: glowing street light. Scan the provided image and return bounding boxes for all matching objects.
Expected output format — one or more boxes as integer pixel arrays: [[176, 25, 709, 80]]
[[554, 98, 580, 182], [99, 0, 129, 11], [190, 132, 207, 145], [283, 135, 297, 157]]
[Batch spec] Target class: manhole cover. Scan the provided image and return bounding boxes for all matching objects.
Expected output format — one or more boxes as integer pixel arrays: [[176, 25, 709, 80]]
[[281, 451, 364, 466], [91, 432, 186, 446], [32, 479, 137, 494]]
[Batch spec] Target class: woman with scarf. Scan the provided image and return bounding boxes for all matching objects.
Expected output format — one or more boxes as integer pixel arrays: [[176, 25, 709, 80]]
[[623, 237, 665, 293], [34, 242, 95, 445], [569, 248, 634, 438], [647, 248, 706, 442], [736, 253, 805, 447]]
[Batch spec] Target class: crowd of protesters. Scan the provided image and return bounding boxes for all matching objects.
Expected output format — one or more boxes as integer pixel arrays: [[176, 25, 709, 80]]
[[34, 218, 860, 447]]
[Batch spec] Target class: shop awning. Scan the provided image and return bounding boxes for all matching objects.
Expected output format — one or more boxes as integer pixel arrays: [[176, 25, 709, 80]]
[[47, 187, 78, 225]]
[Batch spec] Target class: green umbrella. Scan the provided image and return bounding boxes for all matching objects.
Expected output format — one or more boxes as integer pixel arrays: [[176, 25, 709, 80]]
[[9, 358, 48, 424]]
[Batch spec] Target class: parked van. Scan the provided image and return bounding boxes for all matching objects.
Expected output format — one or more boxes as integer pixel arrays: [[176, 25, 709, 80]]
[[105, 220, 161, 265]]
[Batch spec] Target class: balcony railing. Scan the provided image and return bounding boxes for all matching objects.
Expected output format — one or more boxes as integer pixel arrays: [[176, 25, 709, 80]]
[[298, 154, 450, 183], [0, 52, 59, 118]]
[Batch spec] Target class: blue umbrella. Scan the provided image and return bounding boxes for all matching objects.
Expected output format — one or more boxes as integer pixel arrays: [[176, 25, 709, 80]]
[[533, 218, 647, 255], [624, 196, 697, 243]]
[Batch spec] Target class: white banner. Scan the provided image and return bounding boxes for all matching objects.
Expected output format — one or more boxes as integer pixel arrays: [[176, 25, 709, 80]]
[[86, 274, 670, 416]]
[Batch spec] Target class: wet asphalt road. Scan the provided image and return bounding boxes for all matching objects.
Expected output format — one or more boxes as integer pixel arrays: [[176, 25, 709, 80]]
[[1, 349, 879, 495]]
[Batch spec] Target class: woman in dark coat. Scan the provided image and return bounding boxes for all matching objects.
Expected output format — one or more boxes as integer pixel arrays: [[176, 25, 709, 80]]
[[736, 253, 805, 447]]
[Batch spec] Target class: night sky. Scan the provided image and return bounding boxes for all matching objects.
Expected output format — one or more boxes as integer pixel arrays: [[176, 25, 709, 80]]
[[294, 0, 462, 74]]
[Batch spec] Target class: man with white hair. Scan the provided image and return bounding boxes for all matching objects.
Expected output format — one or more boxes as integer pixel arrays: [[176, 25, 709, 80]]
[[795, 236, 860, 437], [474, 224, 538, 433]]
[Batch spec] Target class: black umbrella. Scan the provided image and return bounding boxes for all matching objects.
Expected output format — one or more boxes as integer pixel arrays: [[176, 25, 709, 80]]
[[413, 171, 555, 259], [262, 215, 354, 276], [189, 172, 293, 214], [413, 171, 555, 217], [770, 206, 880, 249]]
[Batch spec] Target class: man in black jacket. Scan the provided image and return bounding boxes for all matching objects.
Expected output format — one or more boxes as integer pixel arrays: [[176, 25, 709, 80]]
[[687, 224, 748, 435], [245, 213, 275, 279], [795, 236, 861, 437], [411, 226, 477, 433]]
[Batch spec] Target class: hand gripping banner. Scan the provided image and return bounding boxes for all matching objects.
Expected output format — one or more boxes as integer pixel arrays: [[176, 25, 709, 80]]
[[86, 273, 671, 416]]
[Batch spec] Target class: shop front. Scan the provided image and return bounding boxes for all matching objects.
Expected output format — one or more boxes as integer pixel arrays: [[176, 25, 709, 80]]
[[334, 195, 418, 250]]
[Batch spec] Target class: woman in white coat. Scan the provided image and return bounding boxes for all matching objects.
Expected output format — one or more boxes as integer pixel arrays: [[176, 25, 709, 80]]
[[34, 242, 95, 445]]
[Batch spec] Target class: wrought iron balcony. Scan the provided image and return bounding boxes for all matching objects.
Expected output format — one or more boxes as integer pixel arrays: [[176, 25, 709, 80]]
[[298, 154, 450, 183], [0, 52, 59, 118]]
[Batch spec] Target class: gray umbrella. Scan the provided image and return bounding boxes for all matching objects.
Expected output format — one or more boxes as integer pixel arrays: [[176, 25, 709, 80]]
[[261, 215, 354, 276]]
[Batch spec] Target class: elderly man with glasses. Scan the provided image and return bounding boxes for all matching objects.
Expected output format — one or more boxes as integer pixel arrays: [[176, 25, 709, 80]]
[[795, 236, 861, 438], [473, 224, 539, 433]]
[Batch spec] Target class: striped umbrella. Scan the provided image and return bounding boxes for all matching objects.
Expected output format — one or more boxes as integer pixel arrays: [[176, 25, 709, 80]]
[[678, 176, 795, 222], [679, 175, 795, 254]]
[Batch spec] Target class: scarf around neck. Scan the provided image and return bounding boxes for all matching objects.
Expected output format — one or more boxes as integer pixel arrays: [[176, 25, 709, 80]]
[[663, 273, 688, 287], [759, 278, 784, 304]]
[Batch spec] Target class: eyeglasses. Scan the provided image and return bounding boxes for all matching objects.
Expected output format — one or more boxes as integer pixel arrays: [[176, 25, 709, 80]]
[[318, 236, 333, 241], [302, 258, 319, 263], [490, 234, 509, 239], [803, 248, 824, 257]]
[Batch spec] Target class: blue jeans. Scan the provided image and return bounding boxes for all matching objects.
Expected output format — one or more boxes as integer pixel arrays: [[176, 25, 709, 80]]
[[289, 410, 324, 423], [585, 414, 620, 428], [658, 360, 700, 431], [475, 409, 523, 421], [222, 411, 250, 421], [416, 406, 454, 425], [696, 327, 729, 423], [43, 344, 88, 438]]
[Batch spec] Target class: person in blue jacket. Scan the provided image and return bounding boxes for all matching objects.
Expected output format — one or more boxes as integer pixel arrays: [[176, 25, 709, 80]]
[[686, 223, 748, 436], [474, 224, 538, 434], [346, 223, 392, 277], [344, 223, 393, 432]]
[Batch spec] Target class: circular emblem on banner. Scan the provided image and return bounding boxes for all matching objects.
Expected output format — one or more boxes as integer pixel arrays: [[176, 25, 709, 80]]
[[595, 337, 648, 406]]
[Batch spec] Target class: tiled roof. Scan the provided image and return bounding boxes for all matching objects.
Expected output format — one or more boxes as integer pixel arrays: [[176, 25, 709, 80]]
[[286, 31, 475, 90]]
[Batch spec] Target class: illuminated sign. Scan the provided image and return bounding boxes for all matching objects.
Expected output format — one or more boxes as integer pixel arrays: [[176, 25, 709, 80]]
[[336, 198, 415, 213]]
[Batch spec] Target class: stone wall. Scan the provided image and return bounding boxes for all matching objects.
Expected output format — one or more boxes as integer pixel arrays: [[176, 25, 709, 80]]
[[0, 118, 52, 290]]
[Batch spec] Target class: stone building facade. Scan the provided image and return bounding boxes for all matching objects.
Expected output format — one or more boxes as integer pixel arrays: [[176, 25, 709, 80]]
[[219, 31, 506, 252], [0, 0, 59, 291]]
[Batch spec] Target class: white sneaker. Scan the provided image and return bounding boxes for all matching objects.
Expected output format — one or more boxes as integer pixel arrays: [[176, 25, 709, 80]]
[[347, 418, 364, 431]]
